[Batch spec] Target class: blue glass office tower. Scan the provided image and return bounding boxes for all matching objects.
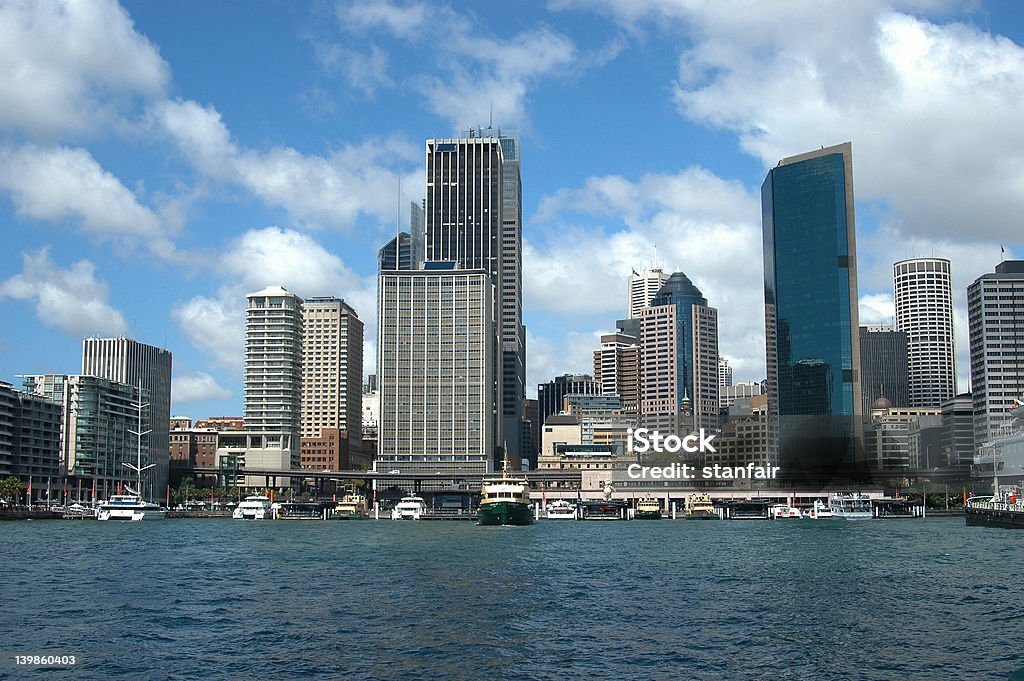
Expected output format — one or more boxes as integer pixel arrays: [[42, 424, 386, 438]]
[[762, 142, 866, 485]]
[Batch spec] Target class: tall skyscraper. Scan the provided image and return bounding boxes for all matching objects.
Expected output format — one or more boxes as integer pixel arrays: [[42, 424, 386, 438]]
[[640, 271, 719, 434], [301, 297, 363, 463], [244, 286, 303, 465], [762, 142, 865, 484], [424, 129, 524, 463], [968, 260, 1024, 446], [859, 326, 909, 415], [81, 337, 172, 496], [628, 267, 670, 319], [377, 266, 498, 480], [894, 257, 956, 407]]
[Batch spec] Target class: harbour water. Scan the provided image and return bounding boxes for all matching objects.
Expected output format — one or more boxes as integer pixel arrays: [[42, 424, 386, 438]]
[[2, 517, 1022, 680]]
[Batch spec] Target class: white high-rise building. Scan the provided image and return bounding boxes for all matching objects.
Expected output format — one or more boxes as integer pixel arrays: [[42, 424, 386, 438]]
[[301, 297, 363, 460], [968, 261, 1024, 446], [894, 257, 956, 408], [81, 338, 171, 497], [377, 266, 498, 483], [628, 267, 670, 319], [718, 357, 733, 388], [243, 286, 303, 471]]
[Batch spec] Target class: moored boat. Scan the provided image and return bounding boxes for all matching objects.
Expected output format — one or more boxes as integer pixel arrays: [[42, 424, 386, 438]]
[[803, 499, 834, 519], [545, 499, 577, 520], [477, 457, 533, 526], [96, 493, 165, 521], [829, 493, 872, 520], [390, 495, 427, 520], [684, 492, 719, 519], [769, 503, 802, 519], [232, 495, 271, 520], [333, 493, 368, 519], [635, 497, 662, 520]]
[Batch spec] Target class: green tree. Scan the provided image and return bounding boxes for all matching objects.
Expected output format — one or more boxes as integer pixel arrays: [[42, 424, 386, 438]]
[[0, 476, 25, 503]]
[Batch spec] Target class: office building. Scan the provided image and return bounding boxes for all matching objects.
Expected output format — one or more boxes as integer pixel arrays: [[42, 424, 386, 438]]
[[640, 271, 720, 434], [301, 297, 363, 465], [859, 326, 909, 415], [968, 260, 1024, 445], [941, 393, 975, 468], [377, 266, 498, 481], [81, 337, 171, 498], [719, 358, 733, 388], [537, 374, 600, 430], [628, 267, 670, 319], [720, 381, 766, 410], [762, 142, 865, 484], [424, 130, 526, 464], [23, 374, 148, 501], [864, 400, 941, 471], [593, 331, 640, 414], [894, 257, 956, 407]]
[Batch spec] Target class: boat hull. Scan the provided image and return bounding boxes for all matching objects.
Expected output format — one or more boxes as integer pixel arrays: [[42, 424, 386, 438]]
[[635, 510, 662, 520], [97, 507, 165, 521], [477, 501, 533, 526], [965, 506, 1024, 528], [684, 512, 719, 520]]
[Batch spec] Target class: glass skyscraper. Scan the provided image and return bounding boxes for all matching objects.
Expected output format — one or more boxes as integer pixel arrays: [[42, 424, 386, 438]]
[[762, 142, 866, 485]]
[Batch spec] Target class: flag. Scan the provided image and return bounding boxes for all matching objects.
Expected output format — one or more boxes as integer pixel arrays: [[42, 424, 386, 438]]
[[26, 477, 32, 503]]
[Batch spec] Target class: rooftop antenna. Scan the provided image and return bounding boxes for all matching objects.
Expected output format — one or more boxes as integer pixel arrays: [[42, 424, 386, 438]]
[[489, 100, 493, 130]]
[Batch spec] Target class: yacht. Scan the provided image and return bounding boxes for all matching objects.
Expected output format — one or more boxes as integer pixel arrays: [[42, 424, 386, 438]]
[[635, 497, 662, 520], [769, 504, 803, 519], [477, 456, 533, 526], [803, 500, 834, 519], [390, 495, 427, 520], [545, 499, 577, 520], [829, 493, 873, 520], [96, 382, 165, 522], [233, 495, 271, 520], [96, 490, 165, 521]]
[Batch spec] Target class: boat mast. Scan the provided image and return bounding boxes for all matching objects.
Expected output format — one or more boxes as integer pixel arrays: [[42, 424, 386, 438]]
[[124, 379, 155, 501]]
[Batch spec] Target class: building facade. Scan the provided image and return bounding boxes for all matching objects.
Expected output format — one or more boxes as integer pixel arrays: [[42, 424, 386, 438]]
[[968, 260, 1024, 446], [894, 257, 956, 408], [640, 271, 719, 435], [244, 286, 303, 470], [301, 297, 363, 464], [424, 131, 526, 465], [593, 331, 640, 415], [859, 326, 909, 416], [537, 374, 600, 431], [628, 267, 670, 319], [0, 381, 62, 503], [81, 337, 172, 498], [762, 142, 865, 484], [377, 266, 498, 480]]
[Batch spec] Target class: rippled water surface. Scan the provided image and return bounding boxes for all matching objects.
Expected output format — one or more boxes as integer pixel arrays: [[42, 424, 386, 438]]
[[2, 517, 1022, 680]]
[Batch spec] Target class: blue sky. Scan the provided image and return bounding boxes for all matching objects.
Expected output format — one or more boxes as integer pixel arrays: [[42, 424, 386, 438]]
[[1, 0, 1023, 420]]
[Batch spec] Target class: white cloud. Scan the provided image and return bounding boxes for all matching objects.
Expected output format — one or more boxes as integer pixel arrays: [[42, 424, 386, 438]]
[[525, 329, 601, 398], [315, 43, 393, 95], [152, 99, 414, 229], [0, 0, 168, 137], [565, 1, 1024, 245], [171, 291, 243, 371], [334, 1, 578, 130], [172, 372, 232, 404], [859, 293, 897, 326], [172, 227, 377, 371], [0, 249, 129, 337], [0, 144, 175, 256], [527, 166, 767, 382]]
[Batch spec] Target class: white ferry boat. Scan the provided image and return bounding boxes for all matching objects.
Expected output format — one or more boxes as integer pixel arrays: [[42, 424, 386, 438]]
[[96, 491, 165, 522], [829, 493, 872, 520], [545, 499, 577, 520], [803, 500, 834, 519], [233, 495, 271, 520], [390, 495, 427, 520], [769, 504, 802, 519]]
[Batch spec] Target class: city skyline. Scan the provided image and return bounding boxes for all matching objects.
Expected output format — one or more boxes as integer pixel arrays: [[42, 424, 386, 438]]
[[1, 1, 1023, 420]]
